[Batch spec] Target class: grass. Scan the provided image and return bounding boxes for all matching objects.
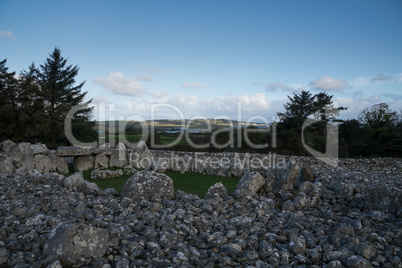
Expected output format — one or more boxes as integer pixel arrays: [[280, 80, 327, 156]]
[[82, 169, 240, 198]]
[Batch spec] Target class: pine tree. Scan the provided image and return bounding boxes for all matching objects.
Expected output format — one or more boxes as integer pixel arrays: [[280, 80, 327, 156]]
[[36, 48, 95, 145]]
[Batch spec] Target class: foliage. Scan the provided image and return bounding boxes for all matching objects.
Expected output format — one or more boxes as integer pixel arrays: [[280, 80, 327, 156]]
[[0, 49, 97, 148]]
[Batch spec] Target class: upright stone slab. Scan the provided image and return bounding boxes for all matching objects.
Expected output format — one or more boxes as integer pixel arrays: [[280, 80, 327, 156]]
[[129, 141, 153, 170], [34, 155, 52, 173], [110, 142, 128, 168], [9, 142, 34, 171], [0, 153, 14, 177], [0, 140, 16, 156], [263, 158, 300, 193], [233, 171, 265, 198], [74, 156, 94, 171]]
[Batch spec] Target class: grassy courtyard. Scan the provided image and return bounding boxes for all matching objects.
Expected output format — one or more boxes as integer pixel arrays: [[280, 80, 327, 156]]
[[83, 169, 240, 198]]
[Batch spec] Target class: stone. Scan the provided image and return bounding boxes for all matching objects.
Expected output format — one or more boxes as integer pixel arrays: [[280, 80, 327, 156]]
[[49, 152, 69, 174], [94, 153, 109, 169], [0, 153, 14, 177], [233, 171, 264, 198], [129, 141, 154, 170], [0, 140, 16, 156], [204, 182, 228, 199], [64, 172, 85, 190], [74, 156, 94, 171], [356, 241, 377, 260], [263, 158, 300, 193], [34, 155, 52, 173], [110, 143, 128, 168], [121, 171, 174, 200], [56, 146, 93, 156], [367, 184, 401, 215], [0, 247, 9, 265], [43, 223, 109, 261], [30, 143, 49, 155], [290, 236, 306, 255], [346, 255, 373, 268], [9, 142, 34, 171], [295, 166, 315, 187], [334, 183, 355, 199], [91, 169, 123, 180]]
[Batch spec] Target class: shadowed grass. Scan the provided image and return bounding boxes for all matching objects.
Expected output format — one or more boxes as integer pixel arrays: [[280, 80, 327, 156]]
[[82, 169, 240, 198]]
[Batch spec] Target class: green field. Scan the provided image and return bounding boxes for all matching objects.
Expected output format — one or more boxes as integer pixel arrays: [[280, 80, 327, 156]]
[[83, 169, 240, 198]]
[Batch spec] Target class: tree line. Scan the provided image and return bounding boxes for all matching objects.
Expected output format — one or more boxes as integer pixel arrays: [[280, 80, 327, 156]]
[[0, 48, 97, 148], [1, 49, 401, 157]]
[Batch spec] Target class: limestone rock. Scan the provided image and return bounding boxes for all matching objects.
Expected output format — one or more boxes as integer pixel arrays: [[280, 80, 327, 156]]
[[110, 142, 128, 168], [9, 142, 34, 171], [94, 153, 109, 169], [367, 184, 401, 215], [263, 159, 300, 193], [56, 146, 93, 157], [205, 182, 228, 204], [91, 169, 123, 180], [129, 141, 153, 170], [346, 255, 373, 268], [74, 156, 94, 171], [295, 166, 315, 187], [30, 143, 49, 155], [0, 140, 16, 156], [49, 152, 69, 174], [233, 171, 264, 198], [64, 172, 85, 190], [34, 155, 52, 173], [121, 171, 174, 200], [43, 223, 109, 261], [0, 153, 14, 177]]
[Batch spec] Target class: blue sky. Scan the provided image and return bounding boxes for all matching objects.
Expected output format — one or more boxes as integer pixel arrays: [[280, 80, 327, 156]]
[[1, 0, 401, 122]]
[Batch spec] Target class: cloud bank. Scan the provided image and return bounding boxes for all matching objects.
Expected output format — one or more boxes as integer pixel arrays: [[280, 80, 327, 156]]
[[94, 72, 144, 96]]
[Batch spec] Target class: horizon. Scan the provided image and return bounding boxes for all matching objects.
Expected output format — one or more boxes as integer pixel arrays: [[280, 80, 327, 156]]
[[1, 0, 401, 122]]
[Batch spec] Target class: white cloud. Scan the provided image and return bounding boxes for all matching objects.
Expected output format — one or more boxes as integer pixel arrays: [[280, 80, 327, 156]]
[[309, 76, 349, 92], [351, 73, 402, 88], [181, 81, 208, 89], [93, 72, 144, 96], [135, 74, 153, 82], [265, 82, 302, 92], [0, 30, 16, 40], [370, 73, 391, 84]]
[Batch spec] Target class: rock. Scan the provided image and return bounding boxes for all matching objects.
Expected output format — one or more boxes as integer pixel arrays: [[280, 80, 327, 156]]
[[346, 255, 373, 268], [43, 223, 109, 261], [0, 140, 16, 156], [356, 241, 377, 260], [295, 166, 315, 187], [334, 183, 355, 199], [74, 156, 94, 171], [290, 236, 306, 255], [263, 158, 300, 193], [233, 171, 264, 198], [110, 143, 128, 168], [64, 172, 85, 190], [204, 182, 228, 200], [56, 146, 93, 156], [91, 169, 124, 180], [129, 141, 154, 170], [367, 184, 401, 215], [94, 153, 109, 169], [121, 171, 174, 200], [34, 155, 53, 173], [49, 152, 69, 174], [0, 247, 9, 265], [0, 153, 14, 177], [30, 143, 49, 155], [9, 142, 34, 171]]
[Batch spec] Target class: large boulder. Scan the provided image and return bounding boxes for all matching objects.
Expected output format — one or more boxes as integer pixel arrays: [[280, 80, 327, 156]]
[[232, 171, 265, 198], [295, 166, 315, 187], [204, 182, 228, 204], [94, 153, 109, 169], [366, 184, 401, 215], [9, 142, 34, 171], [0, 153, 14, 177], [110, 142, 128, 168], [64, 172, 85, 190], [49, 151, 69, 174], [56, 146, 93, 157], [43, 223, 109, 262], [0, 140, 16, 156], [74, 156, 94, 171], [34, 155, 53, 173], [263, 158, 300, 193], [121, 171, 174, 200]]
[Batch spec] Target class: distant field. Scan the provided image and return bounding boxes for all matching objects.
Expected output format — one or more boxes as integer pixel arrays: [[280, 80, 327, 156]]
[[83, 169, 239, 198]]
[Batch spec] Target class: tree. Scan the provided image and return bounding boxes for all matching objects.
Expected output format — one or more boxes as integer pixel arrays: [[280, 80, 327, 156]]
[[0, 59, 19, 141], [358, 103, 398, 129], [36, 48, 95, 145]]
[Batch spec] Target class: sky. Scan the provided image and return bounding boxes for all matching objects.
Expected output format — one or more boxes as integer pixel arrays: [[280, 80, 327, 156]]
[[1, 0, 401, 123]]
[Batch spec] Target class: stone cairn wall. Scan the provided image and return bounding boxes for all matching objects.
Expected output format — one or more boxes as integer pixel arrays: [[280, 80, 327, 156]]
[[0, 139, 401, 267]]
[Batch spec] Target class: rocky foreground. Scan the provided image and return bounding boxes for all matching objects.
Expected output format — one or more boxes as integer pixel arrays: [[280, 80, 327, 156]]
[[0, 164, 401, 268]]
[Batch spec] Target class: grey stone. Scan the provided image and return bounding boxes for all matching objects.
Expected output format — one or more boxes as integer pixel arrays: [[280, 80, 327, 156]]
[[110, 143, 128, 168], [129, 141, 154, 170], [0, 153, 14, 177], [346, 255, 373, 268], [290, 236, 306, 255], [121, 171, 174, 200], [367, 184, 401, 215], [204, 182, 228, 199], [49, 152, 69, 174], [34, 155, 52, 173], [233, 171, 264, 198], [0, 140, 16, 156], [91, 169, 123, 180], [74, 156, 94, 171], [334, 183, 355, 199], [94, 153, 109, 169], [263, 158, 300, 193], [30, 143, 49, 155], [64, 172, 85, 190], [356, 241, 377, 260], [56, 146, 93, 156], [0, 247, 9, 265], [9, 142, 34, 171], [43, 223, 109, 260]]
